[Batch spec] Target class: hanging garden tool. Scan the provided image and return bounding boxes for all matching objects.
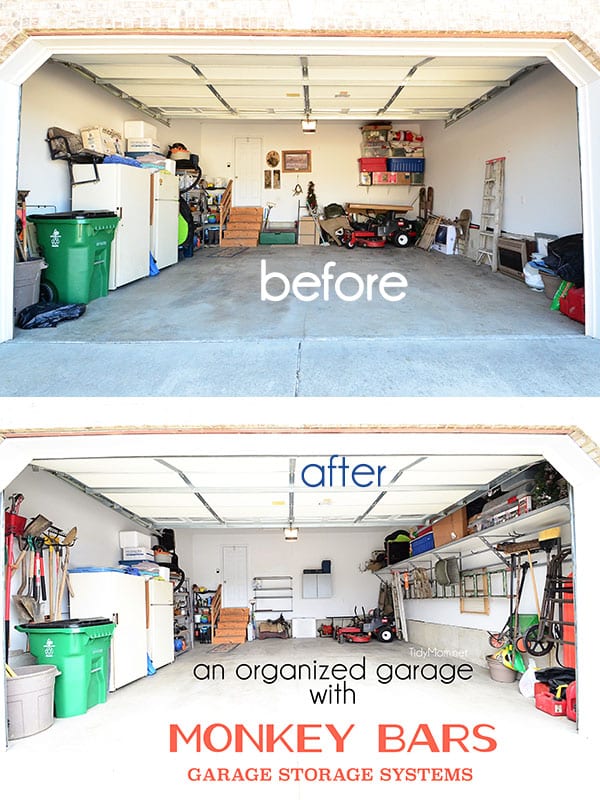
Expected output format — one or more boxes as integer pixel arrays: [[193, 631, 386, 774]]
[[13, 535, 42, 623], [53, 527, 77, 621], [4, 494, 26, 660], [17, 525, 57, 623], [488, 554, 530, 653]]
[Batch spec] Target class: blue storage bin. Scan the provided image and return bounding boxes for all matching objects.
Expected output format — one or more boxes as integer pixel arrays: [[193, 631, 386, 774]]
[[411, 531, 435, 556], [387, 157, 425, 173]]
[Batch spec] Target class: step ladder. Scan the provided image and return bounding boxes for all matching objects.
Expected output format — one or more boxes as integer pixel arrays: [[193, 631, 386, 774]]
[[476, 157, 505, 271], [390, 571, 408, 642], [305, 198, 329, 245]]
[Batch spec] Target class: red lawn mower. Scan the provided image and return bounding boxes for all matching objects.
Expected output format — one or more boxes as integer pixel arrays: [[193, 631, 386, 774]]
[[384, 215, 420, 248], [340, 211, 420, 249], [340, 228, 386, 249], [336, 607, 397, 643]]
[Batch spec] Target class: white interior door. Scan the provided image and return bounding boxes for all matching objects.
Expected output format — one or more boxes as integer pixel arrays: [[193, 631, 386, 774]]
[[233, 138, 262, 206], [222, 545, 248, 607]]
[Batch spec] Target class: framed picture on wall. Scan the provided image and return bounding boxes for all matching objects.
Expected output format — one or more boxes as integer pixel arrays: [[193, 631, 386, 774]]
[[264, 170, 272, 189], [281, 150, 312, 173], [273, 169, 281, 189]]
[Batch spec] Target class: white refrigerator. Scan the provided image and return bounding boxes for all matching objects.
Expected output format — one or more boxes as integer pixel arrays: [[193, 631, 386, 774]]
[[72, 163, 151, 289], [150, 172, 179, 269], [69, 571, 148, 691], [146, 579, 174, 669]]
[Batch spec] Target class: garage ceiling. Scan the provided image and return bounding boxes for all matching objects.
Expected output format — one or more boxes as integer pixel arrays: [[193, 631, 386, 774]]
[[32, 452, 542, 531], [51, 52, 545, 124]]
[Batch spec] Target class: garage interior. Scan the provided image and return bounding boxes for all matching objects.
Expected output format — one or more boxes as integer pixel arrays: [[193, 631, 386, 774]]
[[4, 38, 599, 396], [3, 425, 588, 779]]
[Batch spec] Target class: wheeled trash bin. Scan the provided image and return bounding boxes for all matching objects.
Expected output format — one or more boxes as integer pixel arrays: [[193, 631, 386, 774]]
[[16, 617, 116, 718], [28, 211, 119, 304]]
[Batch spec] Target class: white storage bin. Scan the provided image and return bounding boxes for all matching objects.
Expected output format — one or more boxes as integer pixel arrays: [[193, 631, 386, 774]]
[[124, 120, 158, 140], [119, 530, 153, 549]]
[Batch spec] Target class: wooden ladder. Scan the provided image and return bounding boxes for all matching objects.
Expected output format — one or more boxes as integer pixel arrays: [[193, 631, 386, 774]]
[[390, 571, 408, 642], [476, 157, 505, 271]]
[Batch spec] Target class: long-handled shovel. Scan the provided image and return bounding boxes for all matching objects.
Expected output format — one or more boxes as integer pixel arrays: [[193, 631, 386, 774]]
[[4, 493, 25, 661], [53, 527, 77, 621]]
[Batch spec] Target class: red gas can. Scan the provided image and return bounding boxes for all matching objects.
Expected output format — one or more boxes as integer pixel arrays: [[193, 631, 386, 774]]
[[566, 681, 577, 722], [535, 689, 567, 717]]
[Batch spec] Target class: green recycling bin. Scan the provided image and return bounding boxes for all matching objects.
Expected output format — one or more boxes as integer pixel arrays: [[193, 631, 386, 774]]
[[28, 211, 119, 304], [16, 618, 115, 718]]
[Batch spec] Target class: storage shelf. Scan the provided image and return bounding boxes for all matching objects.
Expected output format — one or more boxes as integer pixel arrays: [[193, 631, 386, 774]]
[[253, 576, 293, 615], [380, 499, 571, 573], [192, 588, 215, 644], [173, 577, 193, 653]]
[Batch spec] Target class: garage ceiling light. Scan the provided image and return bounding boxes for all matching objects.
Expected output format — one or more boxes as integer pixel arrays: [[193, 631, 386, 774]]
[[284, 526, 299, 541], [302, 117, 317, 133]]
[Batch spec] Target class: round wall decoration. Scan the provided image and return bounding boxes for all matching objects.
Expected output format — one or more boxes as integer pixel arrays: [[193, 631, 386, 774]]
[[266, 150, 280, 167]]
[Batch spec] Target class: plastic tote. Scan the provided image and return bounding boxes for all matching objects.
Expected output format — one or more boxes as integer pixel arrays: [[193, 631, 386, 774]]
[[28, 211, 119, 304], [6, 664, 60, 739], [16, 617, 116, 718]]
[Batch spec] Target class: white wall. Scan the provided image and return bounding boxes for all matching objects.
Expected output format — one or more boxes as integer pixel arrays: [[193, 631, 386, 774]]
[[166, 118, 420, 223], [5, 465, 150, 653], [17, 60, 170, 213], [179, 526, 389, 619], [421, 64, 582, 237], [18, 60, 582, 236]]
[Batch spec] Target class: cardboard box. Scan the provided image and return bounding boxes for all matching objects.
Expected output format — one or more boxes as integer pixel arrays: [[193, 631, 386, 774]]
[[124, 120, 158, 140], [432, 507, 467, 547], [122, 546, 155, 561], [126, 138, 162, 153], [80, 126, 123, 155], [298, 233, 318, 246], [298, 216, 316, 232], [372, 172, 398, 185], [395, 173, 412, 186], [298, 217, 319, 244]]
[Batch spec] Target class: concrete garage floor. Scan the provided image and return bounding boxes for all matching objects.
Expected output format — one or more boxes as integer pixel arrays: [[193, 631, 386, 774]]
[[4, 638, 583, 798], [1, 245, 598, 396]]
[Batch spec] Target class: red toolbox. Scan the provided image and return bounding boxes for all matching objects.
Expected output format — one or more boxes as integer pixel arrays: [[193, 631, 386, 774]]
[[559, 286, 585, 324]]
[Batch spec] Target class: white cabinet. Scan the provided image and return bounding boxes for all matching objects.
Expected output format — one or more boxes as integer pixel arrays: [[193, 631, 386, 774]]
[[302, 573, 333, 599], [69, 571, 148, 691]]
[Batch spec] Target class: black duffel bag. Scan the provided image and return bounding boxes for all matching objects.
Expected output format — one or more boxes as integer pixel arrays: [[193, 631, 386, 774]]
[[544, 233, 584, 287]]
